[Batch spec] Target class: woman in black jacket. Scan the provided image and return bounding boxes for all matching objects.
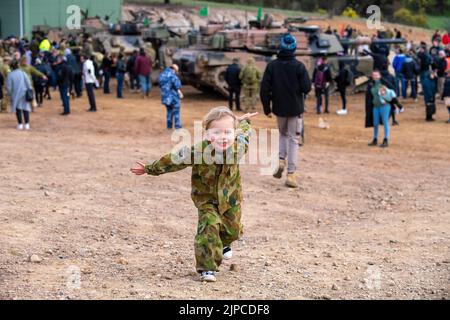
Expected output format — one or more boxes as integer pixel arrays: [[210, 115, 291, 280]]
[[335, 61, 353, 115]]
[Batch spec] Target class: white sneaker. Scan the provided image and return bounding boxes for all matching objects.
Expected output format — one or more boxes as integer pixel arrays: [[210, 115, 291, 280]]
[[24, 123, 30, 130], [337, 109, 348, 115], [200, 271, 216, 282], [223, 246, 232, 260], [17, 124, 24, 130]]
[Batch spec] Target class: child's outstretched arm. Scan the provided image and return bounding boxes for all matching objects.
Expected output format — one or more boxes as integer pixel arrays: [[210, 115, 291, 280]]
[[130, 146, 192, 176], [235, 112, 258, 156]]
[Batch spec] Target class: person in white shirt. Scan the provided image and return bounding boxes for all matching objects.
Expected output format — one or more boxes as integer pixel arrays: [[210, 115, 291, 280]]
[[81, 55, 97, 112]]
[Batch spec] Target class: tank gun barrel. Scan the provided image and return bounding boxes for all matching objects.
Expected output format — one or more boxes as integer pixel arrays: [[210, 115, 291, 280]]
[[341, 38, 407, 46]]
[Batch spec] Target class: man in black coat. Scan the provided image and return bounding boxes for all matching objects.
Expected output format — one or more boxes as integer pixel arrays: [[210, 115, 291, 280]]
[[56, 55, 72, 115], [224, 58, 242, 111], [260, 33, 311, 188]]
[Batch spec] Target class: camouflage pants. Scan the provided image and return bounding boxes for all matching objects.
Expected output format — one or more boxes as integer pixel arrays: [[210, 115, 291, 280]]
[[0, 95, 9, 112], [195, 204, 242, 272], [242, 87, 258, 112]]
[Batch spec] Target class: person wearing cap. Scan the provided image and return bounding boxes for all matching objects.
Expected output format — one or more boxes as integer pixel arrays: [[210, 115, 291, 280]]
[[158, 64, 183, 129], [225, 58, 242, 111], [239, 57, 261, 112], [260, 33, 311, 188]]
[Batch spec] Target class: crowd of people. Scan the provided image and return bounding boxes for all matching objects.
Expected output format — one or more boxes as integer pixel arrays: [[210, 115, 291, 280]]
[[0, 26, 449, 285], [0, 33, 165, 129], [0, 28, 449, 155]]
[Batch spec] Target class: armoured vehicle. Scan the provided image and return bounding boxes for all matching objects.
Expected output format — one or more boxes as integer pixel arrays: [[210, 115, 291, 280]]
[[172, 20, 406, 96]]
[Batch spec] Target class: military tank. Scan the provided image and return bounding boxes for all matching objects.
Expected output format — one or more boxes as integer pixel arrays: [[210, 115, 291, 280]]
[[172, 19, 406, 96]]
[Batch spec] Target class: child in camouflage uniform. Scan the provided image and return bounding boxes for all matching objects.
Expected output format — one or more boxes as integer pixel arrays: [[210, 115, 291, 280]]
[[131, 107, 258, 282]]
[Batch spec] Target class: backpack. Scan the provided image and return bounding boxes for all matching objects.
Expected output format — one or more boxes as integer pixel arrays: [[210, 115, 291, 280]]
[[314, 67, 327, 89], [242, 66, 258, 85], [413, 59, 421, 75]]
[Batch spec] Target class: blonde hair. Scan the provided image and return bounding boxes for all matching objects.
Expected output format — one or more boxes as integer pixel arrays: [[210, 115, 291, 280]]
[[203, 106, 236, 130]]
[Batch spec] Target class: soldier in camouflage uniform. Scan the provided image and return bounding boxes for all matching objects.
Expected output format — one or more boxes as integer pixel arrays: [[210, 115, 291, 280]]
[[240, 57, 262, 112], [0, 57, 11, 113], [131, 107, 257, 282]]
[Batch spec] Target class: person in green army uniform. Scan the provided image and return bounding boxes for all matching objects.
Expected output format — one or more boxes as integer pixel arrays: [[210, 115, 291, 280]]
[[0, 57, 12, 113], [131, 107, 258, 282], [19, 56, 46, 82], [144, 43, 156, 67], [239, 57, 262, 112]]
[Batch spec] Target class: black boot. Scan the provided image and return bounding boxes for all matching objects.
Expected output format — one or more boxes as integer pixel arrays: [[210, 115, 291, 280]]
[[426, 103, 435, 121], [368, 138, 378, 146], [380, 138, 388, 148]]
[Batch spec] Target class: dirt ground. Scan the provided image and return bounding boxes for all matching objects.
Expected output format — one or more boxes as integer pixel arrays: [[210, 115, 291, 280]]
[[0, 83, 449, 300]]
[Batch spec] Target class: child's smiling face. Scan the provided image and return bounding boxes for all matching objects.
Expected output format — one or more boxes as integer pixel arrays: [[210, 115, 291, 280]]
[[206, 115, 236, 152]]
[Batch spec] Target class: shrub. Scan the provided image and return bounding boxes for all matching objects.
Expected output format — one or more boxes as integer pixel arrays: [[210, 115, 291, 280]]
[[393, 8, 427, 28]]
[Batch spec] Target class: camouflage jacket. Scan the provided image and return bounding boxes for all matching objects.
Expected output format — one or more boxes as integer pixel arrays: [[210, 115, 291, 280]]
[[145, 120, 252, 214], [239, 65, 261, 89], [158, 67, 182, 106]]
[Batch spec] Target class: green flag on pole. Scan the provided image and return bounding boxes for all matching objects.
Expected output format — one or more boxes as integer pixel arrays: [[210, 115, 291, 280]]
[[257, 7, 262, 22], [199, 6, 209, 17]]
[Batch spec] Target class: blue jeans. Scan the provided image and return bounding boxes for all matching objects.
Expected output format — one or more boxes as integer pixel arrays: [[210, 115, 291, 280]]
[[116, 72, 124, 98], [165, 103, 181, 129], [103, 71, 110, 94], [395, 72, 404, 97], [373, 105, 391, 140], [402, 78, 417, 99], [59, 85, 70, 114], [139, 75, 151, 94], [315, 87, 329, 113]]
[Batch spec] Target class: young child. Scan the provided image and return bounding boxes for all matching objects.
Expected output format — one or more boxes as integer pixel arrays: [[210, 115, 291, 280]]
[[130, 107, 258, 282]]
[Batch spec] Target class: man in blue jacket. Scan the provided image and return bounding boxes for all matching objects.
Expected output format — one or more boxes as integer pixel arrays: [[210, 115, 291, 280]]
[[392, 48, 406, 96], [158, 64, 183, 129]]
